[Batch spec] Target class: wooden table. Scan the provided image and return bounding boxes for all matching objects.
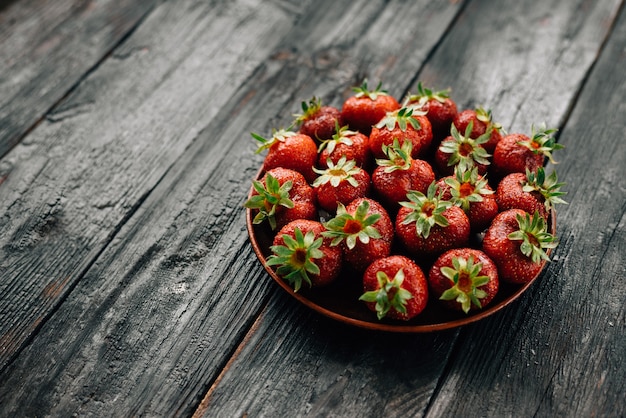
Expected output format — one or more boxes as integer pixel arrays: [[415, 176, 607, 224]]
[[1, 0, 624, 416]]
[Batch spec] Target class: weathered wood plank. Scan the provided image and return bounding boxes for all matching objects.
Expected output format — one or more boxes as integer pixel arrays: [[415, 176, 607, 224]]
[[0, 0, 158, 159], [193, 0, 625, 416], [418, 0, 623, 134], [425, 3, 626, 416], [199, 294, 459, 417], [0, 0, 463, 415], [0, 0, 310, 372]]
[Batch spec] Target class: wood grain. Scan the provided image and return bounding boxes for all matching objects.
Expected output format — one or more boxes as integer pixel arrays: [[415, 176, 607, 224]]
[[0, 0, 157, 159], [0, 0, 309, 373], [194, 0, 625, 416], [0, 0, 624, 416], [0, 0, 463, 415], [427, 4, 626, 415]]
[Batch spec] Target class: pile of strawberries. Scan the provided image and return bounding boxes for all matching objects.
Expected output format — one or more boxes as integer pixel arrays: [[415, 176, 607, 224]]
[[245, 80, 565, 321]]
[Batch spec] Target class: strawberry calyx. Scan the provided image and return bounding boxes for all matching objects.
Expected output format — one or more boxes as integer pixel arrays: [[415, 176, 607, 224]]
[[293, 96, 323, 124], [376, 138, 413, 173], [322, 200, 382, 249], [244, 173, 295, 230], [405, 81, 451, 105], [359, 269, 413, 320], [252, 128, 297, 153], [444, 167, 493, 212], [267, 227, 324, 292], [400, 182, 453, 238], [439, 255, 490, 314], [317, 122, 357, 154], [440, 121, 492, 172], [375, 106, 425, 131], [522, 167, 568, 211], [508, 211, 559, 263], [475, 106, 504, 133], [313, 156, 361, 188], [517, 123, 563, 164], [352, 79, 389, 101]]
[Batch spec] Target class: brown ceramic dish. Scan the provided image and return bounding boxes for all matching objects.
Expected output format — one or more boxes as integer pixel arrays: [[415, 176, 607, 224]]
[[246, 170, 556, 333]]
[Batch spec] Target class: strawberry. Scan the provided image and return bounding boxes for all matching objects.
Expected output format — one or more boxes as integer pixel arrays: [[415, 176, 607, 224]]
[[482, 209, 558, 284], [428, 248, 499, 314], [369, 106, 433, 159], [312, 156, 371, 213], [496, 167, 567, 220], [317, 124, 371, 169], [293, 96, 343, 141], [341, 79, 400, 135], [359, 255, 429, 321], [269, 220, 342, 291], [434, 121, 492, 177], [371, 138, 435, 209], [395, 182, 470, 257], [405, 82, 458, 144], [252, 128, 318, 183], [491, 123, 563, 178], [323, 198, 393, 271], [436, 167, 498, 232], [453, 107, 503, 153], [244, 167, 317, 230]]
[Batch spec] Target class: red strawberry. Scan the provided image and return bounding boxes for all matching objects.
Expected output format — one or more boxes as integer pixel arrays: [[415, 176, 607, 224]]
[[371, 138, 435, 209], [434, 121, 491, 177], [482, 209, 558, 284], [269, 220, 342, 291], [253, 129, 318, 183], [360, 255, 429, 321], [294, 97, 343, 141], [312, 156, 371, 213], [428, 248, 499, 314], [341, 80, 400, 135], [436, 167, 498, 232], [491, 124, 563, 178], [453, 107, 503, 153], [395, 182, 470, 257], [369, 106, 433, 159], [405, 82, 458, 143], [317, 124, 371, 169], [322, 198, 393, 271], [496, 167, 567, 220], [244, 167, 316, 230]]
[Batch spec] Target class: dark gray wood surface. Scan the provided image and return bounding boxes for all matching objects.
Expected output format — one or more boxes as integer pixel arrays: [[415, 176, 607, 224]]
[[0, 0, 624, 416], [0, 0, 158, 159]]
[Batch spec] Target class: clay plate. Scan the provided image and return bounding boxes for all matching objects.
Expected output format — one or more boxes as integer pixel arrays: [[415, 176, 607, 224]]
[[246, 170, 556, 333]]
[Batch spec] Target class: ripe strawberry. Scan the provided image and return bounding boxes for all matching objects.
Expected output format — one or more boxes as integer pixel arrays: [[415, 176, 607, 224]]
[[359, 255, 429, 321], [405, 82, 458, 143], [371, 139, 435, 209], [491, 124, 563, 178], [252, 129, 318, 183], [395, 182, 470, 257], [496, 167, 567, 220], [482, 209, 558, 284], [428, 248, 499, 313], [453, 107, 503, 153], [369, 106, 433, 159], [312, 156, 371, 213], [323, 198, 393, 271], [434, 121, 492, 177], [341, 79, 400, 135], [269, 220, 342, 291], [244, 168, 316, 230], [293, 96, 343, 141], [436, 167, 498, 232], [317, 124, 371, 169]]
